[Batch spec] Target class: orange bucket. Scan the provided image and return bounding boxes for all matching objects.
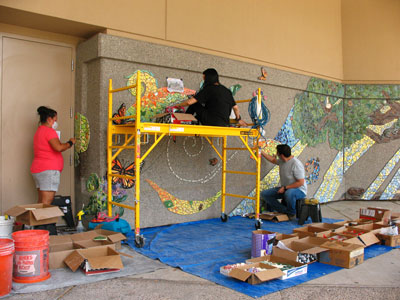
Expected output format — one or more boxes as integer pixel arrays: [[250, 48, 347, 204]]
[[0, 238, 14, 296], [12, 230, 50, 283]]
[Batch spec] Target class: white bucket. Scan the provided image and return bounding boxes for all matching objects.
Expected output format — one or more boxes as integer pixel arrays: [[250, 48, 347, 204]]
[[0, 216, 14, 238]]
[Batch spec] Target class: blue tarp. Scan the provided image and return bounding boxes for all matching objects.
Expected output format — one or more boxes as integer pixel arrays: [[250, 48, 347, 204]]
[[127, 217, 394, 298]]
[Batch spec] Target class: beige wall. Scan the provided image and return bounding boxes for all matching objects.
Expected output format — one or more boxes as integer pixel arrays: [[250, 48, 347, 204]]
[[0, 0, 398, 82], [0, 0, 343, 81], [341, 0, 400, 83]]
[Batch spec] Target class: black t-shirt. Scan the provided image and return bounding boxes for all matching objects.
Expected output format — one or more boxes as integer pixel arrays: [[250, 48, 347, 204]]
[[194, 84, 236, 126]]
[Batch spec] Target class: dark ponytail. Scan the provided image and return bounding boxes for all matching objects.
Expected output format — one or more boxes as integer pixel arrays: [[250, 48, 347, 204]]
[[37, 106, 57, 124]]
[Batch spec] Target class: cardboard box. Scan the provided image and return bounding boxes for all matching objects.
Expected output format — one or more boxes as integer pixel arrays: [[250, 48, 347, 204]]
[[374, 224, 400, 247], [296, 236, 328, 246], [360, 207, 391, 224], [49, 229, 125, 269], [272, 240, 329, 264], [245, 255, 307, 280], [248, 212, 289, 222], [64, 246, 123, 274], [391, 212, 400, 223], [69, 228, 126, 250], [347, 223, 388, 234], [154, 112, 198, 125], [339, 228, 380, 247], [49, 235, 116, 270], [318, 240, 364, 269], [5, 204, 64, 226], [219, 262, 247, 276], [293, 226, 331, 238], [319, 232, 375, 248], [229, 262, 284, 284], [376, 232, 400, 247], [334, 219, 374, 227], [309, 223, 346, 233]]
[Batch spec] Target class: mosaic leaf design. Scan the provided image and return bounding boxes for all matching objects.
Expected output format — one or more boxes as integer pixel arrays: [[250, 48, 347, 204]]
[[146, 179, 220, 215]]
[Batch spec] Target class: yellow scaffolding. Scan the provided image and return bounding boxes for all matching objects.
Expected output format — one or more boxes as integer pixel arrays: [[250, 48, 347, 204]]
[[107, 71, 263, 247]]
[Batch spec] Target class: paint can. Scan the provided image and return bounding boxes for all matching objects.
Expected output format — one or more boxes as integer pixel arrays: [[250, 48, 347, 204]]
[[0, 216, 14, 238]]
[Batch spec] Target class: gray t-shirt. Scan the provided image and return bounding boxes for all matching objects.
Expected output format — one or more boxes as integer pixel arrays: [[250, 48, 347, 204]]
[[277, 157, 307, 195]]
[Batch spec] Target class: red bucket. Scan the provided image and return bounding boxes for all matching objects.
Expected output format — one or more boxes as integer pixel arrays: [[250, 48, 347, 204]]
[[0, 238, 14, 296], [12, 230, 50, 283]]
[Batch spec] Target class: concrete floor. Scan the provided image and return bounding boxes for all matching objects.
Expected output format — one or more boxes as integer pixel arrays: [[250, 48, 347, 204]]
[[6, 201, 400, 300]]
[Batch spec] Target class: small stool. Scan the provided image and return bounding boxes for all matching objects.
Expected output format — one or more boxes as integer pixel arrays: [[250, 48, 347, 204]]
[[296, 198, 322, 225]]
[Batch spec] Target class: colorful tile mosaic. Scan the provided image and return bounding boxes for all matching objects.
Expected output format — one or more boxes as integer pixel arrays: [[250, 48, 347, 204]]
[[363, 148, 400, 200], [381, 162, 400, 200], [146, 179, 220, 215], [313, 151, 343, 203], [274, 108, 298, 147], [305, 157, 320, 185]]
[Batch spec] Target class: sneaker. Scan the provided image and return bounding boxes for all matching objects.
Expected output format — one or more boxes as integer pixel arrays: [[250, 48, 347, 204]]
[[287, 214, 296, 221]]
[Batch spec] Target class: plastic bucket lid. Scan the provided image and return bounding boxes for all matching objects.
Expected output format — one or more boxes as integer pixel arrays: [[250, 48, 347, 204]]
[[0, 216, 14, 224], [0, 238, 14, 256]]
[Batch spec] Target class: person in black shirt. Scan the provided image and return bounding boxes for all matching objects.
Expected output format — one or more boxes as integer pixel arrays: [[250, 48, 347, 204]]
[[178, 68, 247, 127]]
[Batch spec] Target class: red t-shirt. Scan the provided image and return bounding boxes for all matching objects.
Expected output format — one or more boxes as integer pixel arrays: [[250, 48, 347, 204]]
[[30, 125, 64, 173]]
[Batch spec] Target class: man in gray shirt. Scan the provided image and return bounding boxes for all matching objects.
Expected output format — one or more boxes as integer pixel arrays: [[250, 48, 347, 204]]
[[260, 144, 307, 219]]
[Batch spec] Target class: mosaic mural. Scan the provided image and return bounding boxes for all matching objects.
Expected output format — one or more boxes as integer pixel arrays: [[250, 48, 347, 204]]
[[232, 79, 400, 215], [112, 70, 400, 216], [125, 70, 196, 122], [146, 179, 221, 215]]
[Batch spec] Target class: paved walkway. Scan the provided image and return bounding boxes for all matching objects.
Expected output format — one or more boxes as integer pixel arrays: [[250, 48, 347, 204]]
[[6, 201, 400, 300]]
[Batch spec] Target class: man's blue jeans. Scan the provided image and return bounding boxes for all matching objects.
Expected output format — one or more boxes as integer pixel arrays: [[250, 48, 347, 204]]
[[260, 187, 306, 215]]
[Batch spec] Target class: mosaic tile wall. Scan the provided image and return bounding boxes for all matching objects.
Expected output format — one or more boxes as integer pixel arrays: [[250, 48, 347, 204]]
[[231, 81, 400, 215]]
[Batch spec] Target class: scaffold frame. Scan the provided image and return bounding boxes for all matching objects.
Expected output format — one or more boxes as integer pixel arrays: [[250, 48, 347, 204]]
[[107, 71, 263, 247]]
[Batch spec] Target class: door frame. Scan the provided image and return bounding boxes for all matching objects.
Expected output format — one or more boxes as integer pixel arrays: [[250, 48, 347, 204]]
[[0, 32, 76, 214]]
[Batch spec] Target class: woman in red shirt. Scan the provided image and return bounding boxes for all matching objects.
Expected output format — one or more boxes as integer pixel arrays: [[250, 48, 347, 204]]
[[31, 106, 76, 205]]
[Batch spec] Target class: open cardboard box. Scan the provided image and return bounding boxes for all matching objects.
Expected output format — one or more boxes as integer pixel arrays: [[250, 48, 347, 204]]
[[347, 223, 388, 234], [319, 232, 376, 248], [309, 223, 346, 233], [360, 207, 391, 225], [49, 228, 126, 270], [318, 240, 364, 269], [293, 225, 331, 238], [374, 224, 400, 247], [49, 235, 117, 270], [69, 226, 126, 250], [64, 246, 123, 275], [272, 240, 329, 264], [296, 236, 328, 246], [296, 237, 364, 268], [5, 204, 64, 226], [334, 218, 374, 227], [245, 255, 307, 280], [338, 228, 380, 247], [376, 232, 400, 247], [229, 262, 284, 284]]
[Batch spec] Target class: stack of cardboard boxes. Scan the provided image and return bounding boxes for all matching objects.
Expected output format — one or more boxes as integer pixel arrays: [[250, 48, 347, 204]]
[[224, 206, 400, 285], [5, 204, 128, 275]]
